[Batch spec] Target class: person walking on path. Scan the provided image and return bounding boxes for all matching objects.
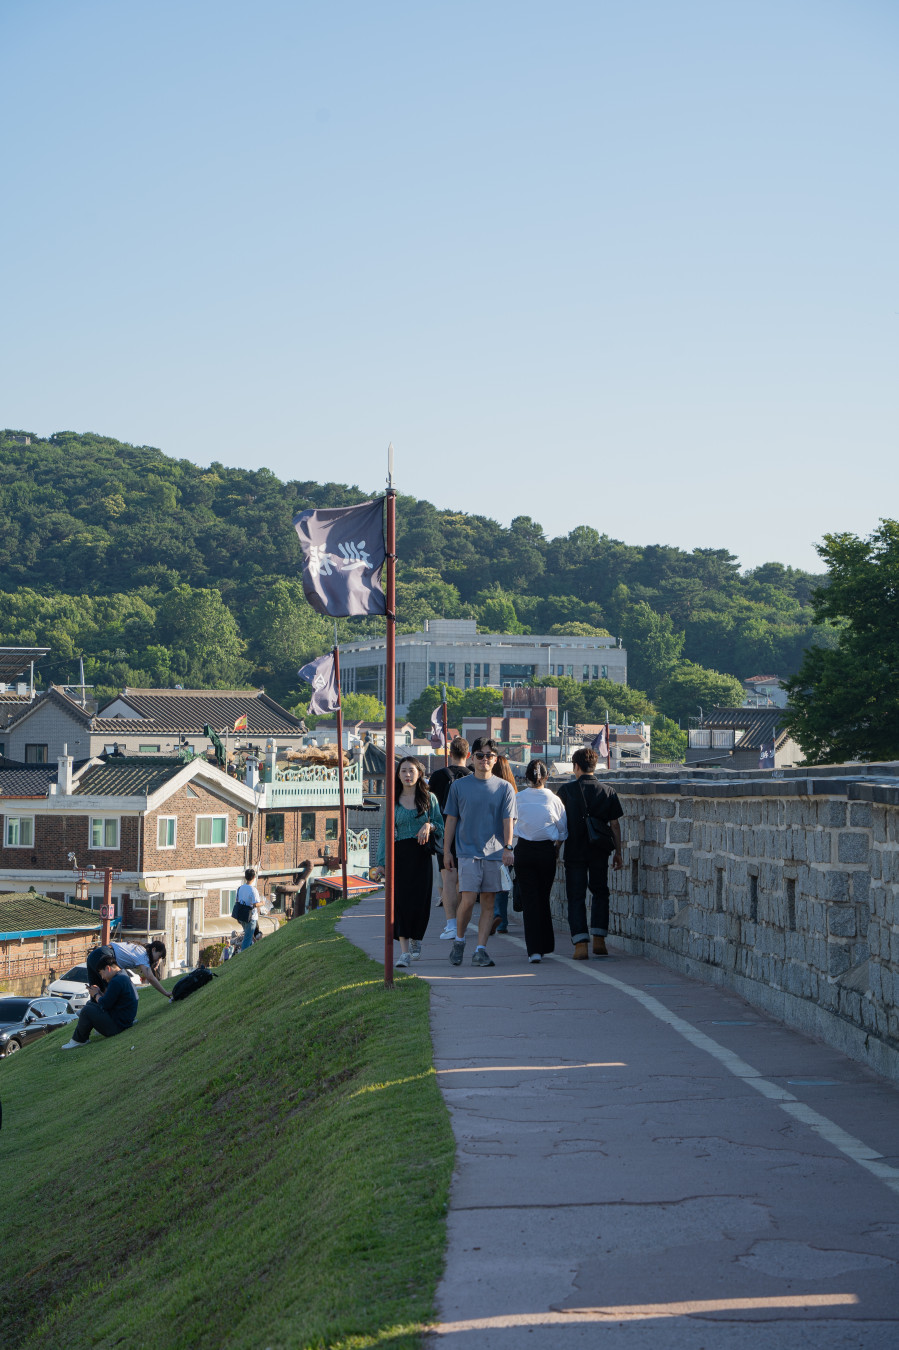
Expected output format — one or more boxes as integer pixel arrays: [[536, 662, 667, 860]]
[[86, 939, 170, 1000], [428, 737, 471, 942], [443, 737, 517, 969], [556, 746, 624, 959], [61, 954, 138, 1047], [234, 868, 264, 951], [371, 756, 443, 969], [491, 755, 519, 934], [513, 758, 568, 962]]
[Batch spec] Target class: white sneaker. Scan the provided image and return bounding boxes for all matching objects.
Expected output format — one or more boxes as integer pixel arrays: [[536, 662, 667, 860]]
[[528, 954, 542, 963], [439, 923, 457, 940], [61, 1039, 88, 1049], [409, 941, 422, 961], [395, 951, 411, 968]]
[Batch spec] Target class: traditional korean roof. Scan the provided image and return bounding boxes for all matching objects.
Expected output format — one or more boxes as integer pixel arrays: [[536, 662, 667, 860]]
[[0, 765, 58, 797], [99, 688, 304, 734], [702, 707, 790, 750], [3, 685, 95, 730], [72, 758, 186, 797], [0, 891, 99, 937]]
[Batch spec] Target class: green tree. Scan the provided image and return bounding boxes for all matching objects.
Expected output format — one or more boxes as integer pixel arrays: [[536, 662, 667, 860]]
[[620, 601, 684, 697], [655, 661, 745, 724], [546, 622, 610, 637], [341, 692, 385, 722], [475, 589, 526, 634], [783, 521, 899, 763], [155, 586, 248, 688], [649, 716, 687, 763], [405, 684, 503, 738]]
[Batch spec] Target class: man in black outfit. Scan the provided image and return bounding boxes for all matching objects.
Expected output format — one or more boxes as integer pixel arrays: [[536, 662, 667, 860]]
[[428, 736, 471, 941], [557, 747, 624, 959], [61, 954, 139, 1047]]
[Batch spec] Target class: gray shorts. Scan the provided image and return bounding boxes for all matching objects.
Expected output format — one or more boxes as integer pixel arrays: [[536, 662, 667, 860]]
[[457, 857, 504, 895]]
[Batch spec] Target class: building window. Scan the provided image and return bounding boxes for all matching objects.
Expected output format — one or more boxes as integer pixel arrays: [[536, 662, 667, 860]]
[[139, 744, 160, 753], [220, 888, 238, 918], [465, 663, 471, 678], [325, 818, 339, 841], [196, 816, 228, 846], [5, 816, 35, 847], [265, 813, 285, 843], [499, 664, 535, 683], [25, 744, 48, 764], [438, 662, 446, 681], [157, 817, 177, 849], [301, 812, 315, 841], [355, 664, 380, 697], [43, 936, 58, 959], [566, 665, 574, 678], [90, 818, 120, 849], [582, 667, 590, 681], [448, 662, 455, 684], [593, 665, 599, 679], [237, 813, 249, 828], [464, 678, 471, 689], [429, 662, 436, 683], [483, 664, 490, 681], [601, 665, 608, 679]]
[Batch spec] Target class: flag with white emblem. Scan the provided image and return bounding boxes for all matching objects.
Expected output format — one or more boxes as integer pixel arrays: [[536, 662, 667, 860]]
[[429, 704, 447, 749], [298, 652, 341, 716], [758, 738, 776, 770], [293, 498, 386, 616]]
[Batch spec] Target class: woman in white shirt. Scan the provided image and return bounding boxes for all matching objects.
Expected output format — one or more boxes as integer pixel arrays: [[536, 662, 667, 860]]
[[513, 759, 568, 963]]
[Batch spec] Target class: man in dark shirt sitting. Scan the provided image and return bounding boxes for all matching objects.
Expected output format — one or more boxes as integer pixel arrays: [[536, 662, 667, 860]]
[[557, 747, 624, 960], [61, 954, 139, 1048]]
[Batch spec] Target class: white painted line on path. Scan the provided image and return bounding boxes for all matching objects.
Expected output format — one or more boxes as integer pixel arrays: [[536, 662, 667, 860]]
[[502, 934, 899, 1197]]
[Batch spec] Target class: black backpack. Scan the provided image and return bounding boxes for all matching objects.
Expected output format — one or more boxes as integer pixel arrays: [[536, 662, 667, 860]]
[[171, 966, 217, 1001]]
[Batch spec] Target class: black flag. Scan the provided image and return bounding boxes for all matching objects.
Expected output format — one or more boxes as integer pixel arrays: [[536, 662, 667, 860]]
[[293, 499, 386, 617], [298, 653, 341, 716]]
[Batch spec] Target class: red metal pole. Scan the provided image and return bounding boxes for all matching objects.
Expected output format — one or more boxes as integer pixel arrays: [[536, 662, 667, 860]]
[[606, 720, 612, 772], [333, 644, 348, 903], [101, 867, 113, 946], [384, 489, 396, 988]]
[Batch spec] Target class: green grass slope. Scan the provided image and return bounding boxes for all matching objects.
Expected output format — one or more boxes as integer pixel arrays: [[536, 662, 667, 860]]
[[0, 905, 454, 1350]]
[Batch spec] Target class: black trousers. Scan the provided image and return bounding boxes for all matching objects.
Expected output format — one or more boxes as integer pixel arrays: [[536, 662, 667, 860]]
[[514, 839, 557, 956], [72, 1000, 129, 1043], [565, 849, 613, 941]]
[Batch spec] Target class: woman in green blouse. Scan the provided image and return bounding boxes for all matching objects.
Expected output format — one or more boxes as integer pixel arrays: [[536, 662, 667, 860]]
[[371, 756, 444, 968]]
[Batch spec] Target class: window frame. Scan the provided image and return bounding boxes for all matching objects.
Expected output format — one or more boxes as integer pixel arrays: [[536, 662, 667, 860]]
[[220, 888, 238, 918], [325, 817, 339, 841], [265, 813, 285, 844], [24, 743, 48, 764], [195, 814, 228, 847], [42, 936, 58, 959], [89, 817, 120, 850], [157, 816, 177, 849], [300, 812, 316, 842], [5, 815, 35, 848]]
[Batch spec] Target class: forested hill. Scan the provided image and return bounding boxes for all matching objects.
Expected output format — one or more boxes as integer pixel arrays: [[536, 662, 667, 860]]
[[0, 429, 825, 715]]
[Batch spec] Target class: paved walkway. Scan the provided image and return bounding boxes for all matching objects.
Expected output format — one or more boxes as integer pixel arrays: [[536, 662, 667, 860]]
[[339, 895, 899, 1348]]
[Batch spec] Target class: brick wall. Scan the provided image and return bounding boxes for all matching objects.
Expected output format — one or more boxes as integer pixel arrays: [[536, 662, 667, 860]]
[[0, 811, 140, 871]]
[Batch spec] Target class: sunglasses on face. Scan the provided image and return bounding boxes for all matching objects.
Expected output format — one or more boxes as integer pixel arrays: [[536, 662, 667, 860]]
[[473, 752, 496, 760]]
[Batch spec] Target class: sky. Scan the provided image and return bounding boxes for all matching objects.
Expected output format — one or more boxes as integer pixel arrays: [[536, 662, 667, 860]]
[[1, 0, 896, 573]]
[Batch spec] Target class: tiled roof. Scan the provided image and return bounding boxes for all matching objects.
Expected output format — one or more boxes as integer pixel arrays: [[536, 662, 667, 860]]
[[99, 688, 304, 734], [703, 707, 789, 750], [0, 891, 98, 935], [4, 686, 94, 730], [72, 758, 186, 797], [743, 675, 782, 685], [91, 718, 168, 734], [0, 765, 57, 797], [0, 692, 31, 704]]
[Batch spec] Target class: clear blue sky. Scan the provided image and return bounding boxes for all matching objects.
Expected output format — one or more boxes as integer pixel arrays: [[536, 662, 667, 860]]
[[2, 0, 896, 572]]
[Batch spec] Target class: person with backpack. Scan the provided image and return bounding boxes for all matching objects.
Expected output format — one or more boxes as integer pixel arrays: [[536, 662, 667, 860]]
[[232, 869, 263, 951], [556, 747, 624, 959], [428, 737, 472, 942]]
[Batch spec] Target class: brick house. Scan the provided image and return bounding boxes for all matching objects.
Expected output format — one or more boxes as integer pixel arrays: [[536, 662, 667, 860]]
[[0, 891, 103, 995], [0, 745, 367, 975]]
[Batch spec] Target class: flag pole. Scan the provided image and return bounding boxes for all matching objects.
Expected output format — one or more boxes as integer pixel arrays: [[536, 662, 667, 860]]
[[384, 447, 397, 989], [441, 682, 449, 766], [333, 631, 348, 904], [606, 718, 611, 771]]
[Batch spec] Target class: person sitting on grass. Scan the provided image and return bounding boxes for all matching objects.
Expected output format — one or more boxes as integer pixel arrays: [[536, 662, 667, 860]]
[[61, 955, 138, 1048], [86, 939, 171, 1001]]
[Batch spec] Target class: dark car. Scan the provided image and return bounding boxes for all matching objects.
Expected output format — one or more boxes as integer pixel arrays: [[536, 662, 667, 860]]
[[0, 996, 78, 1058]]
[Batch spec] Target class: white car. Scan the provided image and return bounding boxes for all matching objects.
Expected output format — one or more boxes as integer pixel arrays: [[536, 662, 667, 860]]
[[48, 963, 143, 1010]]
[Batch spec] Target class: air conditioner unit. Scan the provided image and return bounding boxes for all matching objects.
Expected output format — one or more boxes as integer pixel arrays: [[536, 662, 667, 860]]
[[236, 830, 248, 845]]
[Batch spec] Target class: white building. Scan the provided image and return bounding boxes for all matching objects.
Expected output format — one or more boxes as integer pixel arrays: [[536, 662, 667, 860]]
[[337, 619, 627, 716]]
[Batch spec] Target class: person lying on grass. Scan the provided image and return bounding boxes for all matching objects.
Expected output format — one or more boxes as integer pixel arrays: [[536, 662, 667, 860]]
[[61, 955, 138, 1049]]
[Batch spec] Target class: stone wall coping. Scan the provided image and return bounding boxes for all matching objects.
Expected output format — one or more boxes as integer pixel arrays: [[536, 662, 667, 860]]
[[595, 771, 899, 802]]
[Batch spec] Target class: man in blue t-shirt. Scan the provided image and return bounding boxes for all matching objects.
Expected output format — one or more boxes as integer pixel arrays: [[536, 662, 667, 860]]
[[62, 955, 139, 1048], [443, 737, 517, 969]]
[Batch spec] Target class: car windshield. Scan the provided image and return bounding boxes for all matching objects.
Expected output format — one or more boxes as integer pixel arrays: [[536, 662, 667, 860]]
[[0, 999, 32, 1021], [62, 966, 89, 982]]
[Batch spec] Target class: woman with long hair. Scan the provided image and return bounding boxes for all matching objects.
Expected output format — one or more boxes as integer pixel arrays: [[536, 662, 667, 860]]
[[513, 759, 567, 962], [371, 756, 444, 968], [491, 755, 518, 933]]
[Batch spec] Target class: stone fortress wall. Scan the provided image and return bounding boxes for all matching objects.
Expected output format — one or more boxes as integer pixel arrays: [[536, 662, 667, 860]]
[[549, 763, 899, 1081]]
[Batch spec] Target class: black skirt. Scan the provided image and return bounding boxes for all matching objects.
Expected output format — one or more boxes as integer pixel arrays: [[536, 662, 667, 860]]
[[394, 836, 434, 940]]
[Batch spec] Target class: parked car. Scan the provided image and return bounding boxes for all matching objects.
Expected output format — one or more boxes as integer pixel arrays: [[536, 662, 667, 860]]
[[48, 964, 142, 1011], [0, 996, 77, 1058]]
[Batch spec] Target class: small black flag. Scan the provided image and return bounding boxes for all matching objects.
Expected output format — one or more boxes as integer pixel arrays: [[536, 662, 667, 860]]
[[298, 653, 341, 716], [293, 499, 386, 617], [758, 739, 776, 770]]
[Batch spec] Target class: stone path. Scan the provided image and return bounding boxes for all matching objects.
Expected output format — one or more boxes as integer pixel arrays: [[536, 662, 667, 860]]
[[339, 895, 899, 1348]]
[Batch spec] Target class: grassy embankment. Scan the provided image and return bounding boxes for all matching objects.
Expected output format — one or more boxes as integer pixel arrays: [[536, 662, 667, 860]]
[[0, 903, 454, 1350]]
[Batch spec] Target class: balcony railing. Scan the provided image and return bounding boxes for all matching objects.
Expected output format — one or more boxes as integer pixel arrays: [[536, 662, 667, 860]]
[[261, 760, 363, 808]]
